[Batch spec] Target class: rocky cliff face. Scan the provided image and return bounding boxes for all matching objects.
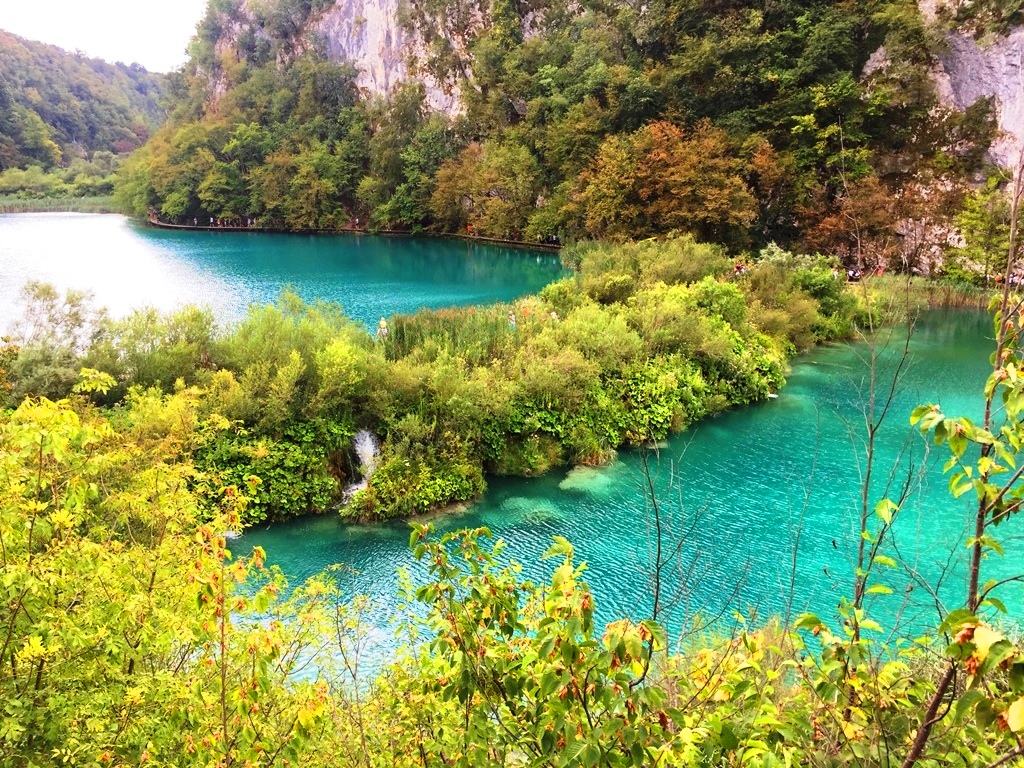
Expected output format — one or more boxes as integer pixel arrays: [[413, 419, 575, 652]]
[[222, 0, 1024, 160], [225, 0, 463, 113], [311, 0, 462, 113], [932, 23, 1024, 166]]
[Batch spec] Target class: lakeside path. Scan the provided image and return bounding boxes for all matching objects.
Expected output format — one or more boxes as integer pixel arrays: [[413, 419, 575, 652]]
[[145, 215, 563, 253]]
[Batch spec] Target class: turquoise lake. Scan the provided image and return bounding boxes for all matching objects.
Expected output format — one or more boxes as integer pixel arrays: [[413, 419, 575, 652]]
[[0, 213, 564, 330], [1, 213, 1018, 657], [240, 310, 1023, 656]]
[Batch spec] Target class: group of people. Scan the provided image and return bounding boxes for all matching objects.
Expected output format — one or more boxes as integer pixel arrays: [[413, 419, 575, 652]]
[[731, 259, 888, 283], [194, 216, 256, 228], [826, 266, 885, 282], [147, 208, 261, 229], [993, 273, 1024, 286]]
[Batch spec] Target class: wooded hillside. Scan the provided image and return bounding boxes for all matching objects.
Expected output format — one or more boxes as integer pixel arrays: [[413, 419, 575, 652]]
[[117, 0, 999, 267], [0, 30, 166, 171]]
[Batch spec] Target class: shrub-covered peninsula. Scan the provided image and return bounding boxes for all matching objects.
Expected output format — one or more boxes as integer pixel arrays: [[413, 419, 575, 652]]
[[1, 237, 870, 522]]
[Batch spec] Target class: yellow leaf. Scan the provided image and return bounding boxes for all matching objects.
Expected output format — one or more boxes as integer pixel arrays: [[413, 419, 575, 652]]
[[973, 625, 1003, 661], [1008, 697, 1024, 733], [840, 718, 863, 740], [17, 635, 48, 663], [50, 508, 74, 529]]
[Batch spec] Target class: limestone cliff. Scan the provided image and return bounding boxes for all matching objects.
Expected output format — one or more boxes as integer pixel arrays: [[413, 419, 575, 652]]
[[303, 0, 1024, 161], [309, 0, 462, 113], [930, 15, 1024, 165], [220, 0, 467, 113]]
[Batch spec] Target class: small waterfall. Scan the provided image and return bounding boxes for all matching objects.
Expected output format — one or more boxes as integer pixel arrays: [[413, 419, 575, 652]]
[[345, 429, 380, 499], [354, 429, 380, 478]]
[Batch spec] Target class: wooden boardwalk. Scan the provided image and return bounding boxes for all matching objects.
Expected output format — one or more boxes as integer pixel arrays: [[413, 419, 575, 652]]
[[145, 216, 562, 252]]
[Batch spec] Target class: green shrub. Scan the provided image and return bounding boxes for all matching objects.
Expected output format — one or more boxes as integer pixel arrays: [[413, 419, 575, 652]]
[[193, 420, 344, 523]]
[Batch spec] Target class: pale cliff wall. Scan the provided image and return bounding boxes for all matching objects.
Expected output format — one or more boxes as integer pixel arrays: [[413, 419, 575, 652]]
[[926, 0, 1024, 167], [934, 29, 1024, 166], [221, 0, 1024, 157], [311, 0, 462, 113], [220, 0, 463, 113]]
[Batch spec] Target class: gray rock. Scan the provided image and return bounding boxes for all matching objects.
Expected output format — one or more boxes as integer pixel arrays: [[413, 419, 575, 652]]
[[934, 26, 1024, 166], [313, 0, 463, 113]]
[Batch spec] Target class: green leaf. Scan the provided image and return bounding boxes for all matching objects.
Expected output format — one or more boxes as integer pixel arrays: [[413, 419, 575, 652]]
[[980, 535, 1005, 556], [983, 596, 1008, 614], [720, 722, 740, 750], [552, 562, 573, 590], [981, 639, 1017, 673], [630, 740, 644, 767], [795, 613, 823, 631], [939, 607, 977, 635], [408, 524, 427, 551], [911, 404, 942, 429], [253, 589, 271, 613], [955, 689, 986, 722], [542, 535, 574, 561], [874, 499, 896, 525], [563, 739, 588, 765], [1009, 661, 1024, 695], [540, 728, 555, 753]]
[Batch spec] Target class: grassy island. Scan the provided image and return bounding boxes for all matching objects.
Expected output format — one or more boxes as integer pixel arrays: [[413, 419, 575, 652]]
[[2, 236, 875, 523]]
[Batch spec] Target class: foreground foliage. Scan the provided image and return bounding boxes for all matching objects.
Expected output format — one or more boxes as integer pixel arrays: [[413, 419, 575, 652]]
[[0, 390, 329, 766], [1, 369, 1022, 766]]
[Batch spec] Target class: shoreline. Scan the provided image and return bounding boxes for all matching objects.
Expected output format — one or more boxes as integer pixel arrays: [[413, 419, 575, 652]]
[[308, 297, 999, 529], [0, 195, 118, 214], [145, 216, 563, 253]]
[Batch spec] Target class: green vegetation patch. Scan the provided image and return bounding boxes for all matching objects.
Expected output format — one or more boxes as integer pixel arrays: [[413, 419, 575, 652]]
[[1, 237, 864, 522]]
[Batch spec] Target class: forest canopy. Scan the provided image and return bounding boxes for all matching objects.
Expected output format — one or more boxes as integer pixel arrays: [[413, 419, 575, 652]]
[[116, 0, 997, 263], [0, 30, 166, 172]]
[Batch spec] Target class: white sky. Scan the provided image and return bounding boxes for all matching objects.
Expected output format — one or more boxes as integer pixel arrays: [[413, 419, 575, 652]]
[[0, 0, 210, 72]]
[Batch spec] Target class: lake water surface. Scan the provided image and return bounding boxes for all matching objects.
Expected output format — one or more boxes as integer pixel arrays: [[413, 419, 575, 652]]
[[2, 214, 1017, 654], [240, 310, 1024, 654], [0, 213, 564, 330]]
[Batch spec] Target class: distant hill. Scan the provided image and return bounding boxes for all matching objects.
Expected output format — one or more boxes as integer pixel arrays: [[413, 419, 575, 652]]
[[0, 30, 167, 170]]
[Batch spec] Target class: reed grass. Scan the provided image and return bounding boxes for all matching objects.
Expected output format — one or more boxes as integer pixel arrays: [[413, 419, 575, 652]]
[[0, 196, 119, 214], [384, 305, 520, 366], [856, 275, 997, 325]]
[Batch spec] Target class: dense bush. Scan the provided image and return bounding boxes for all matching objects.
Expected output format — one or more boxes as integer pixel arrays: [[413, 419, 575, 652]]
[[2, 236, 860, 521], [0, 153, 121, 199], [192, 420, 344, 524]]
